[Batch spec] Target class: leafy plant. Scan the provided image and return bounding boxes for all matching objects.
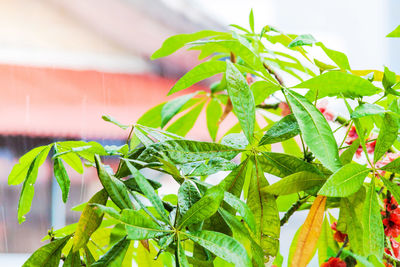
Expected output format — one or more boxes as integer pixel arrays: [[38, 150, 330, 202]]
[[9, 11, 400, 267]]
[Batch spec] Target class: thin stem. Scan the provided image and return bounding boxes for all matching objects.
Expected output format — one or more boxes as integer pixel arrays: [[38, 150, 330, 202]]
[[263, 62, 285, 87], [126, 125, 134, 146], [338, 121, 354, 149], [335, 236, 349, 258], [373, 95, 386, 104], [280, 196, 310, 226], [383, 252, 400, 266], [256, 103, 280, 110]]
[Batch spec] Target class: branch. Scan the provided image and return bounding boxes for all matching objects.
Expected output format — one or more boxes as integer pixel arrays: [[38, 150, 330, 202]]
[[263, 62, 285, 87], [335, 236, 349, 258], [280, 196, 309, 226]]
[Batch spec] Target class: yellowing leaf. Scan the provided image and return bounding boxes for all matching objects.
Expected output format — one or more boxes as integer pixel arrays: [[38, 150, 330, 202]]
[[290, 195, 326, 267], [73, 190, 108, 252]]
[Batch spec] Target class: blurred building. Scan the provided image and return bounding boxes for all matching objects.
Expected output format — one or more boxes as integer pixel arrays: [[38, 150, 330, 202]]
[[0, 0, 223, 255]]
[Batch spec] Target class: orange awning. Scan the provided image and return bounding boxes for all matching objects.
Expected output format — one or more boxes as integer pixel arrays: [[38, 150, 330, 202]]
[[0, 64, 204, 140]]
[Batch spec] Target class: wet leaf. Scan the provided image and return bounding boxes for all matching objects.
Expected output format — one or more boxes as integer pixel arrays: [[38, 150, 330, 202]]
[[318, 163, 370, 197], [23, 235, 71, 267], [362, 180, 384, 258], [73, 189, 108, 252], [177, 185, 224, 229], [263, 171, 326, 196], [184, 230, 251, 266], [286, 89, 341, 172], [95, 155, 133, 210], [374, 113, 398, 163], [161, 93, 197, 127], [91, 236, 130, 267], [226, 60, 256, 143], [53, 152, 70, 203]]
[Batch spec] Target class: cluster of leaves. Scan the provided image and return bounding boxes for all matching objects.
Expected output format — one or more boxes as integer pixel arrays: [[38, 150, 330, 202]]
[[9, 10, 400, 267]]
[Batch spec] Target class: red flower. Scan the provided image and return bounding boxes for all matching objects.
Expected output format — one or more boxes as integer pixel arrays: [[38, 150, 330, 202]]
[[345, 126, 358, 145], [383, 199, 400, 238], [384, 197, 399, 212], [317, 100, 335, 121], [321, 257, 346, 267], [330, 222, 347, 243], [391, 237, 400, 259], [246, 73, 254, 85], [366, 140, 376, 154], [279, 102, 291, 117]]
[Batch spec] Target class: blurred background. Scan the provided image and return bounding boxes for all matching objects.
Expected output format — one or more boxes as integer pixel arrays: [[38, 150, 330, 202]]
[[0, 0, 399, 265]]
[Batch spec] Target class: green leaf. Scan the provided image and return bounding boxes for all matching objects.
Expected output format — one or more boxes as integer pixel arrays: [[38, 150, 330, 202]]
[[56, 141, 107, 162], [288, 34, 316, 48], [382, 178, 400, 204], [178, 180, 201, 218], [250, 81, 280, 105], [263, 171, 326, 196], [169, 61, 226, 95], [63, 250, 81, 267], [184, 230, 251, 266], [138, 139, 242, 164], [59, 152, 83, 174], [387, 25, 400, 37], [93, 205, 169, 240], [226, 61, 256, 143], [73, 189, 108, 252], [22, 235, 71, 267], [136, 102, 164, 128], [286, 89, 341, 172], [206, 98, 223, 141], [351, 103, 385, 119], [380, 157, 400, 173], [383, 66, 397, 91], [247, 157, 280, 258], [166, 102, 205, 136], [9, 145, 52, 185], [199, 39, 275, 80], [102, 115, 129, 130], [374, 113, 398, 163], [91, 236, 130, 267], [223, 191, 256, 234], [136, 124, 184, 143], [259, 152, 322, 178], [180, 158, 236, 177], [94, 155, 133, 210], [318, 163, 370, 197], [316, 42, 350, 70], [17, 145, 52, 223], [177, 235, 190, 267], [249, 9, 255, 32], [362, 179, 384, 258], [151, 30, 226, 59], [317, 216, 339, 265], [314, 59, 336, 71], [123, 160, 170, 224], [339, 138, 360, 165], [219, 158, 249, 197], [53, 149, 71, 203], [123, 177, 161, 195], [218, 208, 263, 266], [177, 185, 224, 229], [295, 71, 379, 99], [259, 114, 300, 145], [339, 193, 365, 255], [161, 93, 197, 127]]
